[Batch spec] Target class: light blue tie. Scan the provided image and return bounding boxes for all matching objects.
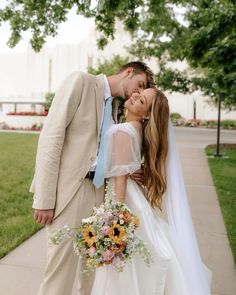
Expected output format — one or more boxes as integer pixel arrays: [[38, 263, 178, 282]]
[[93, 96, 113, 188]]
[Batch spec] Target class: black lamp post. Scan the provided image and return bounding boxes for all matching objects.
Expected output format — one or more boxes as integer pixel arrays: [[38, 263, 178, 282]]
[[214, 95, 222, 157], [193, 99, 196, 120]]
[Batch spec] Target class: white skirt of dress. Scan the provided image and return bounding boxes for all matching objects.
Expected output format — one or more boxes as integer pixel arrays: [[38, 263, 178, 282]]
[[90, 179, 210, 295]]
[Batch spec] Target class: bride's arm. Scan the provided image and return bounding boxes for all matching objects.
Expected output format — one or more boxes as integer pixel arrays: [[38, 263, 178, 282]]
[[114, 175, 127, 202], [105, 126, 140, 203]]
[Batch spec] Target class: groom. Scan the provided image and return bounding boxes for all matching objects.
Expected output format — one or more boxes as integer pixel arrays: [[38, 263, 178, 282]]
[[30, 61, 154, 295]]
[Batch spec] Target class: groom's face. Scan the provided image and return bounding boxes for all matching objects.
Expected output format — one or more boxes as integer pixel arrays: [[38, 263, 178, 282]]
[[123, 72, 148, 100]]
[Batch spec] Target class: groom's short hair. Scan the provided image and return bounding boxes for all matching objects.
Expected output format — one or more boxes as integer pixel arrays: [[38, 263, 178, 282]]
[[118, 61, 155, 88]]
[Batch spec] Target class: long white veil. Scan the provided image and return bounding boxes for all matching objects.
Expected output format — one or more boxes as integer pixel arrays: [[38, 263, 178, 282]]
[[164, 119, 212, 294]]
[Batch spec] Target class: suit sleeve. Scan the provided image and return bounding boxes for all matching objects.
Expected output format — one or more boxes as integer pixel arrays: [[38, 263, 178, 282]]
[[30, 72, 84, 210]]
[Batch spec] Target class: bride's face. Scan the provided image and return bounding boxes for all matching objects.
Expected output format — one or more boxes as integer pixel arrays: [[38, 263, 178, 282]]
[[124, 88, 155, 118]]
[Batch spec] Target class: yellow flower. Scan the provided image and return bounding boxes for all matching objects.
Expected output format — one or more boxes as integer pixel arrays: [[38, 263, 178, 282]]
[[133, 215, 140, 228], [122, 210, 132, 224], [82, 225, 96, 247], [109, 224, 126, 245]]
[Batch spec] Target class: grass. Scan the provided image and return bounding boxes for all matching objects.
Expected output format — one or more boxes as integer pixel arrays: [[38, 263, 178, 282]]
[[0, 132, 42, 258], [206, 146, 236, 264]]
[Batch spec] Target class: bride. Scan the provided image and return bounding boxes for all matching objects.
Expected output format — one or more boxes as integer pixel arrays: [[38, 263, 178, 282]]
[[90, 87, 212, 294]]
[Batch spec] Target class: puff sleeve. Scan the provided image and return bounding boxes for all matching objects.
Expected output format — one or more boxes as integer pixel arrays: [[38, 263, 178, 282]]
[[105, 123, 141, 178]]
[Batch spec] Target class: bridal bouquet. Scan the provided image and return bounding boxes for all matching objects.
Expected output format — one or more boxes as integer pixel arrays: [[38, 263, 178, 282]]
[[51, 183, 152, 273]]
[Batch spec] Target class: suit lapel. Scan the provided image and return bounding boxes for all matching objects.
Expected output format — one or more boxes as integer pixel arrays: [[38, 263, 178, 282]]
[[95, 74, 105, 136]]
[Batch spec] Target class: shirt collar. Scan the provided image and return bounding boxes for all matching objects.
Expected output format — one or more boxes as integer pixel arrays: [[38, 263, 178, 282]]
[[103, 75, 112, 101]]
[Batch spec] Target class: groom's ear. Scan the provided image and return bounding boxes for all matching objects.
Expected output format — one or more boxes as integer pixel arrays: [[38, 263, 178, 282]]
[[126, 67, 134, 77]]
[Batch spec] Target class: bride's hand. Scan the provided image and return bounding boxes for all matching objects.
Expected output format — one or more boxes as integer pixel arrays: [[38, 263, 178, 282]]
[[130, 167, 144, 185]]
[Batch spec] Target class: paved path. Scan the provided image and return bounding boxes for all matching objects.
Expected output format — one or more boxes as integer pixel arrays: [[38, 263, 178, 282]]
[[175, 127, 236, 295], [0, 127, 235, 295]]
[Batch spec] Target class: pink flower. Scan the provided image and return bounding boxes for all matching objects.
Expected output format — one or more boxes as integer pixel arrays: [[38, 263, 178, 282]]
[[101, 225, 110, 236], [88, 246, 96, 257], [103, 250, 115, 262]]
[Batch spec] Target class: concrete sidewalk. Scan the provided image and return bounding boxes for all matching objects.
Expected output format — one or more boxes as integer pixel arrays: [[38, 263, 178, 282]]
[[0, 127, 236, 295]]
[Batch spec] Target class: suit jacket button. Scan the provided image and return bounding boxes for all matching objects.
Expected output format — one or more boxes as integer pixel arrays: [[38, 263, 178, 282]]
[[79, 177, 83, 182], [90, 156, 95, 161]]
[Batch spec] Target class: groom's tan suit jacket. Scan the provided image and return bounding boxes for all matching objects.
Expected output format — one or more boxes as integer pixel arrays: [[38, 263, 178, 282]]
[[30, 71, 109, 218]]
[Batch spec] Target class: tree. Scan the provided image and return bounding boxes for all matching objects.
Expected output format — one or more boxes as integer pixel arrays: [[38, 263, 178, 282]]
[[0, 0, 143, 52], [128, 0, 236, 156], [88, 54, 129, 76], [130, 0, 236, 110]]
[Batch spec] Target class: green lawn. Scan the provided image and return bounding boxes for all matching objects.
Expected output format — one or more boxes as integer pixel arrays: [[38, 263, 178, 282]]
[[206, 146, 236, 264], [0, 132, 42, 258]]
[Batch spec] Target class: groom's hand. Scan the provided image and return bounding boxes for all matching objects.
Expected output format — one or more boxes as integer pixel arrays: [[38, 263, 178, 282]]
[[34, 209, 55, 225], [130, 167, 144, 185]]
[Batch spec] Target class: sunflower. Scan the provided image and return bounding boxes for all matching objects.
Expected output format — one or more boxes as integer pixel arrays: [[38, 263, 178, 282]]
[[109, 224, 126, 244], [82, 225, 97, 247]]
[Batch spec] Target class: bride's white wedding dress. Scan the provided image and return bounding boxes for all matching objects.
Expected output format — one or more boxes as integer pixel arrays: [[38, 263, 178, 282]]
[[90, 122, 212, 295]]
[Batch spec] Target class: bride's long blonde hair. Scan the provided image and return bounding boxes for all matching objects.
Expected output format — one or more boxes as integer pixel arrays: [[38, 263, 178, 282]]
[[142, 88, 169, 210]]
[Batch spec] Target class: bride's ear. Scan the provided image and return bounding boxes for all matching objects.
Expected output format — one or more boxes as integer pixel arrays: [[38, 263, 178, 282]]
[[142, 116, 149, 123]]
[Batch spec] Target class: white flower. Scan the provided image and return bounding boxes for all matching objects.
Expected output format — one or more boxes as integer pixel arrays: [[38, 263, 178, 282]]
[[94, 207, 105, 215], [82, 216, 96, 224]]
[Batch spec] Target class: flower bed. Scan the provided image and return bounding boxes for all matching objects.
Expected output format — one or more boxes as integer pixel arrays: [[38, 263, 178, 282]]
[[3, 126, 42, 131], [7, 111, 48, 116], [170, 113, 236, 129], [0, 114, 45, 130]]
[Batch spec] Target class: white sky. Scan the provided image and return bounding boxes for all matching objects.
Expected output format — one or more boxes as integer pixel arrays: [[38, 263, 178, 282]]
[[0, 5, 94, 54]]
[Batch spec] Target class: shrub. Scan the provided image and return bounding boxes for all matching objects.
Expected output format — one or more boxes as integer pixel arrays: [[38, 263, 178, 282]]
[[221, 120, 236, 129], [170, 113, 185, 126], [199, 120, 236, 129], [170, 112, 182, 121], [45, 92, 55, 111]]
